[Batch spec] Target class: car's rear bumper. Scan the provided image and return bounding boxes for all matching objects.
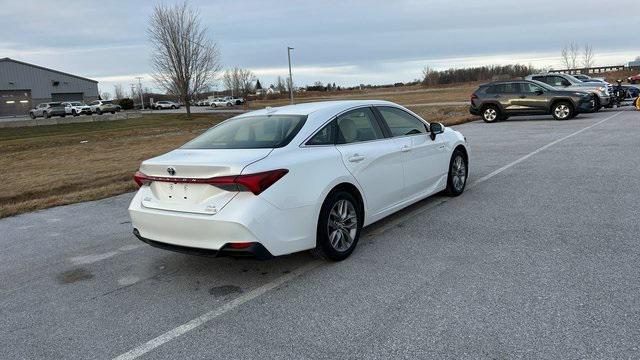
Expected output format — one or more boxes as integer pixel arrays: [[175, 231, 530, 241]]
[[128, 189, 316, 257], [469, 106, 481, 115]]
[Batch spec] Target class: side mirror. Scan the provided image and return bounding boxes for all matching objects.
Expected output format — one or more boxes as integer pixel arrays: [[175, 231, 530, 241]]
[[429, 123, 444, 140]]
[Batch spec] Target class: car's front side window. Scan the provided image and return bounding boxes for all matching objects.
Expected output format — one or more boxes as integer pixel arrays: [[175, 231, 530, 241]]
[[336, 108, 384, 144], [376, 106, 427, 137]]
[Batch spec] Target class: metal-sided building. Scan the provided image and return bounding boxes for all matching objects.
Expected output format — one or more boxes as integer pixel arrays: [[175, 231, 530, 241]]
[[0, 58, 99, 117]]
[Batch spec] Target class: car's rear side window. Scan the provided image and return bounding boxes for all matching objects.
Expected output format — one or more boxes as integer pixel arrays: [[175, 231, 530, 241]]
[[376, 106, 427, 137], [182, 115, 307, 149], [335, 108, 384, 144], [306, 122, 336, 145]]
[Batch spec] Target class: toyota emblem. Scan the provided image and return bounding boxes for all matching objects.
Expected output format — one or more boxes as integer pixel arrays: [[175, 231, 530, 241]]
[[167, 167, 176, 176]]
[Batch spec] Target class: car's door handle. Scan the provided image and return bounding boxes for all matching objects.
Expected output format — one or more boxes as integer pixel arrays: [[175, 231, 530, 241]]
[[401, 145, 411, 152], [348, 154, 365, 162]]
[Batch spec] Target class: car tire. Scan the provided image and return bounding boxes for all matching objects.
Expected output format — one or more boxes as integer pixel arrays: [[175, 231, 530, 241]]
[[445, 148, 468, 196], [226, 102, 232, 107], [552, 101, 573, 120], [171, 105, 176, 109], [312, 190, 362, 261], [61, 114, 65, 118], [44, 112, 49, 119], [593, 96, 601, 111], [481, 105, 500, 123], [72, 110, 78, 117], [29, 112, 36, 120], [111, 111, 115, 114], [96, 109, 102, 115]]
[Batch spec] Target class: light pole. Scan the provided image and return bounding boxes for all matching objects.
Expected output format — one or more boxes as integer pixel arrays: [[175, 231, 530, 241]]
[[287, 46, 294, 104], [135, 77, 144, 110]]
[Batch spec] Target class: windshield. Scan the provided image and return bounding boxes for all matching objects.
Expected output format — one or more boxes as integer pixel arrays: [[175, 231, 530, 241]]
[[529, 80, 557, 91], [102, 100, 112, 104], [182, 114, 307, 149], [564, 75, 583, 84], [71, 102, 83, 106]]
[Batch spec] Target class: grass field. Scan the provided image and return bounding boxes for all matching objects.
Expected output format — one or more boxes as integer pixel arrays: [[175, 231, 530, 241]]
[[1, 87, 476, 218]]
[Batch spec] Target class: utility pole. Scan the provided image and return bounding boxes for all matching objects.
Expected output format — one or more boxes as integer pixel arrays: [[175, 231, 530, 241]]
[[135, 77, 144, 110], [287, 46, 294, 104]]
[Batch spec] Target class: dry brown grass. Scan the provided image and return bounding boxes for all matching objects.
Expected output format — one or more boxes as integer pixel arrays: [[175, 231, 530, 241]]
[[0, 114, 231, 218], [247, 84, 476, 109], [1, 87, 476, 218]]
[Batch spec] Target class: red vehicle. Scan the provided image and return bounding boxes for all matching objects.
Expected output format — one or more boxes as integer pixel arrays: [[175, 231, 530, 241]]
[[629, 74, 640, 84]]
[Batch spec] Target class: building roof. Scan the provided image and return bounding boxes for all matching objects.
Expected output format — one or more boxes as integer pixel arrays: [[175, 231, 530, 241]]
[[0, 57, 98, 83]]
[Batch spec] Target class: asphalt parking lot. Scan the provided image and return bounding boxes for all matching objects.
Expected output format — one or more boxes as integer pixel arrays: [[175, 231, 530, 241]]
[[1, 108, 638, 359]]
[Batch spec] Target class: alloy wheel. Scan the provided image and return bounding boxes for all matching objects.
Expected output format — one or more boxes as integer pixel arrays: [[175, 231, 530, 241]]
[[483, 108, 497, 121], [554, 104, 570, 119], [452, 155, 467, 192], [327, 199, 358, 252]]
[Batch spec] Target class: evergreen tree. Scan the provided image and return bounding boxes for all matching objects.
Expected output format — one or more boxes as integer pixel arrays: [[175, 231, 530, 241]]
[[255, 79, 262, 90]]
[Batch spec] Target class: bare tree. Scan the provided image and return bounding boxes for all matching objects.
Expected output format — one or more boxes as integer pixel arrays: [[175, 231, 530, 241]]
[[582, 44, 595, 69], [100, 92, 111, 100], [275, 76, 287, 92], [222, 67, 255, 96], [113, 84, 124, 99], [147, 2, 221, 116], [561, 42, 580, 69]]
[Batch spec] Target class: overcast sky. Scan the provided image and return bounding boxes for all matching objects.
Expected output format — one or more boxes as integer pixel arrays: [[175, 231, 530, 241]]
[[1, 0, 638, 93]]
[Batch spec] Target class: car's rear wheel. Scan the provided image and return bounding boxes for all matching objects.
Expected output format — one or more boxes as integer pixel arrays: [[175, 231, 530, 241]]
[[96, 109, 102, 115], [552, 102, 573, 120], [593, 96, 601, 111], [313, 190, 362, 261], [29, 112, 36, 119], [171, 105, 176, 109], [446, 149, 467, 196], [43, 112, 49, 119], [226, 102, 232, 107], [481, 105, 500, 123]]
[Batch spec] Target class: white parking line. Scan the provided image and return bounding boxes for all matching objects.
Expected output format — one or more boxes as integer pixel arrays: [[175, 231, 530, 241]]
[[112, 111, 622, 360], [112, 261, 321, 360], [469, 111, 622, 187]]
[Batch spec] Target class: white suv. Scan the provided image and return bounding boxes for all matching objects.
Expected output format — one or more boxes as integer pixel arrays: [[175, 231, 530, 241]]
[[153, 101, 180, 110], [61, 101, 92, 116]]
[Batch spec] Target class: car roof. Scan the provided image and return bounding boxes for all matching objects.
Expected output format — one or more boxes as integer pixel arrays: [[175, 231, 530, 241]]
[[237, 100, 398, 117]]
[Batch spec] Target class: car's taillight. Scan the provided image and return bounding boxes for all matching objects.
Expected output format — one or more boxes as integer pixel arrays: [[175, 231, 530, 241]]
[[133, 169, 288, 195], [470, 93, 478, 102]]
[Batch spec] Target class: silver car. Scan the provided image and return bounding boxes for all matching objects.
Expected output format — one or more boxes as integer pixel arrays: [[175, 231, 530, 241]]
[[525, 73, 610, 110]]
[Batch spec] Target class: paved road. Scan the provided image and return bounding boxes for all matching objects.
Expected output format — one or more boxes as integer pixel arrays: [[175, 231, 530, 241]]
[[1, 109, 639, 359]]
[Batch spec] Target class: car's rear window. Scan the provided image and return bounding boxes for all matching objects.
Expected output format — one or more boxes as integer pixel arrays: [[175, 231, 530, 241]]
[[182, 115, 307, 149]]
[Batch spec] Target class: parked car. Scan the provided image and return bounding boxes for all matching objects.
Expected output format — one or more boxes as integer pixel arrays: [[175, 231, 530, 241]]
[[29, 102, 67, 119], [196, 99, 210, 106], [210, 98, 233, 107], [218, 96, 245, 106], [61, 101, 92, 116], [130, 100, 469, 261], [628, 74, 640, 84], [470, 80, 595, 122], [525, 73, 610, 110], [572, 74, 606, 83], [152, 100, 180, 110], [88, 100, 117, 115]]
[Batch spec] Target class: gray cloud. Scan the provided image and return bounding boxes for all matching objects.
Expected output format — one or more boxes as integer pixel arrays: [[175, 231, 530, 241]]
[[1, 0, 638, 91]]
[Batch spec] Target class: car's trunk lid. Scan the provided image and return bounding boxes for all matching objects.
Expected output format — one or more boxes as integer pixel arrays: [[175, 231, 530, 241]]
[[138, 148, 271, 214]]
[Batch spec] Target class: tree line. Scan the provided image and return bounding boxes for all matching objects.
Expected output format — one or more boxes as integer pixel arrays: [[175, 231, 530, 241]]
[[421, 64, 538, 86]]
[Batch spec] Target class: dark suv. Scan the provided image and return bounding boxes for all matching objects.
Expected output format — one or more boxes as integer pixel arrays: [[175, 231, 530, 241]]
[[470, 80, 595, 122]]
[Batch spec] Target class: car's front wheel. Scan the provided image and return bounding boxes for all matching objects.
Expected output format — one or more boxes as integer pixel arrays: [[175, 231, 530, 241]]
[[72, 110, 78, 116], [313, 190, 362, 261], [552, 102, 573, 120], [481, 105, 500, 123], [29, 112, 36, 119], [96, 109, 102, 115], [446, 149, 467, 196]]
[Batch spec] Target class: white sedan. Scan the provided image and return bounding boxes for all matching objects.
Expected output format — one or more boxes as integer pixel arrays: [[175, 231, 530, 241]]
[[129, 100, 469, 261]]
